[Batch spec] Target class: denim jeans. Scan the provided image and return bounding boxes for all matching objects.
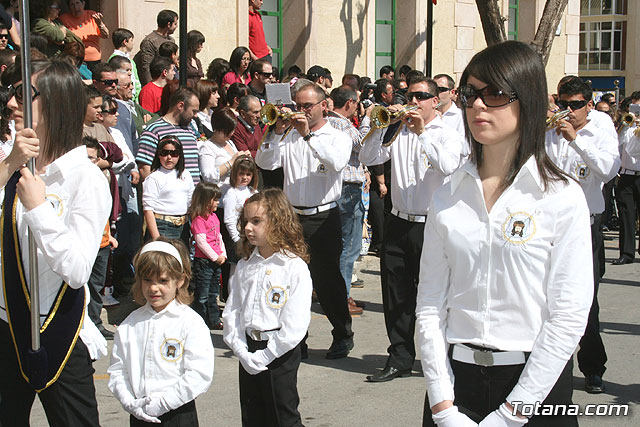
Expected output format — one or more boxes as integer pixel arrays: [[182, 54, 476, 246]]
[[337, 182, 365, 297], [145, 218, 184, 241], [191, 257, 222, 327]]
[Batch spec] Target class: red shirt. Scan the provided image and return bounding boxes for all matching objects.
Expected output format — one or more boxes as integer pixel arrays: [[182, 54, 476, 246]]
[[139, 82, 164, 114], [249, 9, 269, 59]]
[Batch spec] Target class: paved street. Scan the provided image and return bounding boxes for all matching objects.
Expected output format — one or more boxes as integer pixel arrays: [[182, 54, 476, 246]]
[[31, 231, 639, 426]]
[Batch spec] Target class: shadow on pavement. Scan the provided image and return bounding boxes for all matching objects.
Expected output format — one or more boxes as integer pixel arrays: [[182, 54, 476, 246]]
[[573, 376, 640, 405], [601, 321, 640, 336], [301, 352, 422, 377], [600, 277, 640, 288]]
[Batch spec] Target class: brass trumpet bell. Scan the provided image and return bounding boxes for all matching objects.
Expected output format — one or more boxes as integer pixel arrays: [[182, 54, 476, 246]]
[[546, 109, 571, 130], [260, 103, 302, 126], [622, 112, 636, 127], [370, 105, 419, 129]]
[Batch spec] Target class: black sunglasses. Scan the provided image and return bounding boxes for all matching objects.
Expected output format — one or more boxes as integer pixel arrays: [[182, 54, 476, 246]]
[[258, 71, 273, 77], [101, 107, 118, 115], [8, 83, 40, 105], [406, 91, 436, 101], [99, 79, 118, 86], [159, 149, 180, 157], [0, 34, 9, 40], [458, 85, 518, 108], [556, 99, 588, 111], [437, 86, 451, 93]]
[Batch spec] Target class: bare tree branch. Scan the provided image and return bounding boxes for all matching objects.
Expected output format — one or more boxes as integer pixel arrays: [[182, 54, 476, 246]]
[[475, 0, 506, 46], [530, 0, 569, 65]]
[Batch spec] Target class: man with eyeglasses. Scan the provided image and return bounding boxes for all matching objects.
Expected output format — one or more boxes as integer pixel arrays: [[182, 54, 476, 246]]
[[92, 62, 118, 97], [256, 82, 354, 360], [248, 59, 272, 106], [0, 24, 9, 50], [545, 77, 620, 395], [359, 76, 463, 383], [433, 73, 465, 143]]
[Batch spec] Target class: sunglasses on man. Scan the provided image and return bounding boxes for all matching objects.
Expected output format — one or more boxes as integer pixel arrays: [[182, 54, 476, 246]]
[[0, 34, 9, 40], [100, 79, 118, 87], [556, 99, 588, 111], [406, 91, 436, 101]]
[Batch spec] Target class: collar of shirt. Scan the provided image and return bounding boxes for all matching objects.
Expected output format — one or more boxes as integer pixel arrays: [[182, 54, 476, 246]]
[[142, 299, 184, 317], [443, 102, 461, 117], [237, 115, 254, 133], [328, 110, 349, 122], [42, 146, 91, 181], [450, 155, 544, 195], [424, 114, 446, 131], [576, 118, 597, 138], [249, 247, 293, 263]]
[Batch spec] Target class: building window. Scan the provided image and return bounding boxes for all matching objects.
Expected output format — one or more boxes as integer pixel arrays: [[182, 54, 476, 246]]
[[579, 21, 625, 70], [375, 0, 395, 78], [580, 0, 626, 16], [507, 0, 519, 40], [261, 0, 283, 78]]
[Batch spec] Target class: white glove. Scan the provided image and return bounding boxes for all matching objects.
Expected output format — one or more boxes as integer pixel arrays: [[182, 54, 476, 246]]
[[238, 351, 268, 375], [432, 406, 478, 427], [143, 396, 172, 417], [122, 397, 160, 423], [479, 404, 528, 427], [248, 348, 276, 371]]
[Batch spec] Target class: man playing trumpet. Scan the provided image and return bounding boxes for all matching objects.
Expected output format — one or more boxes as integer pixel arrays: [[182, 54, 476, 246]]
[[256, 83, 355, 359], [359, 76, 463, 382]]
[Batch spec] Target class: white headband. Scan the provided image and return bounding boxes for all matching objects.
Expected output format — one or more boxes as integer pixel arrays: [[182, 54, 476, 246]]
[[139, 241, 183, 268]]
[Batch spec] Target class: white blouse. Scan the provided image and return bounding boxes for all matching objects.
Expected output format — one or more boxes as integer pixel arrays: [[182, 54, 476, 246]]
[[198, 139, 237, 196], [223, 185, 257, 242], [416, 156, 593, 408], [142, 168, 194, 216]]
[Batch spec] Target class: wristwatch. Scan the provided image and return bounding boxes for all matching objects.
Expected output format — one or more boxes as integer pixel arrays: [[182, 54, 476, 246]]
[[303, 132, 315, 142]]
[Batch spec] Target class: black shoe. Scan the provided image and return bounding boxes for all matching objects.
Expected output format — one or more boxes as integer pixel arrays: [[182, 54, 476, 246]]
[[326, 337, 354, 359], [366, 366, 411, 382], [612, 256, 633, 265], [300, 342, 309, 360], [585, 375, 605, 394], [350, 279, 365, 289], [98, 326, 114, 340]]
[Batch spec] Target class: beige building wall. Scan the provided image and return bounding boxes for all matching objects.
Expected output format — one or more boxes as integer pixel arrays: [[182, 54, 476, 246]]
[[102, 0, 579, 92]]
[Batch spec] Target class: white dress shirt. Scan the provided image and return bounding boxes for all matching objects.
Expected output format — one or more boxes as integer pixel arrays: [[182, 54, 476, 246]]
[[197, 139, 237, 196], [255, 121, 351, 207], [108, 301, 214, 413], [545, 119, 620, 214], [0, 146, 111, 358], [142, 168, 194, 216], [441, 102, 470, 158], [358, 116, 462, 215], [618, 126, 640, 169], [223, 249, 312, 369], [587, 109, 617, 140], [416, 156, 593, 408], [223, 186, 257, 242]]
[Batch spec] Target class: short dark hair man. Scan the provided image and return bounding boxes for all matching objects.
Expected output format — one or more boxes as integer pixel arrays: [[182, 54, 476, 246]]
[[307, 65, 327, 87], [93, 62, 118, 96], [248, 59, 272, 105], [373, 78, 394, 106], [433, 73, 464, 139], [133, 9, 178, 86], [380, 65, 394, 81]]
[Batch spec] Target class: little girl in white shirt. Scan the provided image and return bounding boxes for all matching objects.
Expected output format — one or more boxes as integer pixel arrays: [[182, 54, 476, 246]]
[[108, 238, 214, 426]]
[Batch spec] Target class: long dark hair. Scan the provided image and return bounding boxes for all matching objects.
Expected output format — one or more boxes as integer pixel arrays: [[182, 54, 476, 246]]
[[460, 40, 567, 191], [7, 58, 87, 164], [187, 30, 205, 58], [150, 136, 186, 178], [229, 46, 250, 78]]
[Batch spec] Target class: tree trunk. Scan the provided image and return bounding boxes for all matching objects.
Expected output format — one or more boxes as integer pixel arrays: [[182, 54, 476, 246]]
[[475, 0, 506, 46], [531, 0, 569, 65]]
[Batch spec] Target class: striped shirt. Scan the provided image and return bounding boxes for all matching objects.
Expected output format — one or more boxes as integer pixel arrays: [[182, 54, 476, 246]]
[[135, 118, 200, 184], [327, 111, 366, 184]]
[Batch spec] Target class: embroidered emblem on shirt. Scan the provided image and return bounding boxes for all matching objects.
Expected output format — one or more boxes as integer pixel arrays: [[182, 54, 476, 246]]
[[45, 194, 64, 217], [316, 163, 327, 174], [266, 285, 287, 309], [160, 338, 184, 362], [574, 163, 590, 180], [501, 211, 536, 244]]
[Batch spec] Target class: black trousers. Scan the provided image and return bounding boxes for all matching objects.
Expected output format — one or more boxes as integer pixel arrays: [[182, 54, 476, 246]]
[[240, 337, 303, 427], [422, 357, 577, 426], [297, 207, 353, 341], [130, 400, 198, 427], [0, 320, 99, 427], [380, 214, 424, 370], [616, 174, 640, 259], [368, 186, 386, 252], [577, 215, 608, 377]]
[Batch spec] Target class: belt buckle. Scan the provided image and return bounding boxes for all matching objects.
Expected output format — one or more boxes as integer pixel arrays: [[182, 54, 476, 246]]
[[408, 214, 415, 222], [473, 349, 494, 367], [249, 330, 260, 341]]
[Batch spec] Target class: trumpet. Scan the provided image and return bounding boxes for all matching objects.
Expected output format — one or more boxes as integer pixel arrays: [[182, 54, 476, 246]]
[[622, 112, 636, 127], [546, 109, 570, 130], [370, 105, 419, 129], [260, 103, 304, 126]]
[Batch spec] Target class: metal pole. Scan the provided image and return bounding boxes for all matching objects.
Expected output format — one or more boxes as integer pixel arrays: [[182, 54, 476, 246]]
[[426, 0, 433, 76], [19, 0, 39, 353], [179, 0, 187, 87]]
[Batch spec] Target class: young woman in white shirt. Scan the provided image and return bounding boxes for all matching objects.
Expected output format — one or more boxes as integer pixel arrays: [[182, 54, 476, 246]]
[[108, 238, 214, 425], [418, 41, 593, 427], [0, 59, 111, 426], [142, 136, 194, 241]]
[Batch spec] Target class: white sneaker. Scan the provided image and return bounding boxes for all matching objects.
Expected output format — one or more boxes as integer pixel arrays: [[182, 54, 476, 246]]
[[102, 287, 120, 307]]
